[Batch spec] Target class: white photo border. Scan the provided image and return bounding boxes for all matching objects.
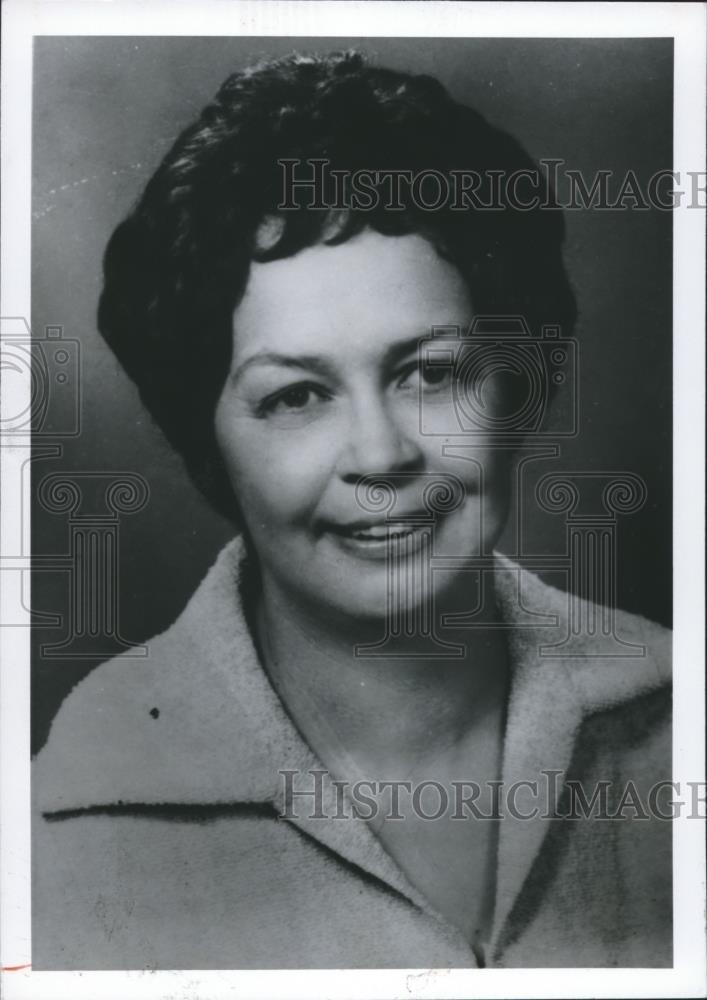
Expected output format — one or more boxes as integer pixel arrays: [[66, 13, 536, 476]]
[[1, 2, 705, 998]]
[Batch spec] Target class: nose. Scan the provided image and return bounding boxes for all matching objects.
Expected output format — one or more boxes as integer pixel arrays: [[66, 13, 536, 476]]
[[336, 392, 424, 482]]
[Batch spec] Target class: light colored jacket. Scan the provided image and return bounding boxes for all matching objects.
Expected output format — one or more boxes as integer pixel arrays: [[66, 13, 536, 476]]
[[33, 539, 671, 969]]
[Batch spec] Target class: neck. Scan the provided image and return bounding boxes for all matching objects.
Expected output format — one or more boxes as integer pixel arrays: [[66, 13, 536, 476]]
[[253, 566, 510, 781]]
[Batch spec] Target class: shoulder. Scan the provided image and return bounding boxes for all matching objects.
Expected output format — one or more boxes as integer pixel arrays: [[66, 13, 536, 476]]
[[33, 536, 280, 812], [34, 623, 197, 811], [494, 551, 671, 685], [494, 552, 671, 764], [495, 549, 671, 646]]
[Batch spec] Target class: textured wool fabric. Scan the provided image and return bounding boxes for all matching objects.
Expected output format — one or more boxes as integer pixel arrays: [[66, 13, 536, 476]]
[[32, 538, 672, 969]]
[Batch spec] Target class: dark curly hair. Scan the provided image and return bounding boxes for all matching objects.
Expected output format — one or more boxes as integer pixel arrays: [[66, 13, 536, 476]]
[[98, 49, 577, 522]]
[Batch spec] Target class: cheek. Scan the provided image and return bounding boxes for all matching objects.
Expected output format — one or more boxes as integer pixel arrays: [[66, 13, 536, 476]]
[[428, 439, 511, 519], [424, 437, 500, 488], [214, 415, 339, 529]]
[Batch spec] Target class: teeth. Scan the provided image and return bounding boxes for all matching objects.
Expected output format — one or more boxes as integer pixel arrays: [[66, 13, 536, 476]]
[[350, 525, 415, 540], [352, 525, 389, 539]]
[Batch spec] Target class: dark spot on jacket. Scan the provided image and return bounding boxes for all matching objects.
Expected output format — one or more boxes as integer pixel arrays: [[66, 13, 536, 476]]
[[149, 707, 160, 719]]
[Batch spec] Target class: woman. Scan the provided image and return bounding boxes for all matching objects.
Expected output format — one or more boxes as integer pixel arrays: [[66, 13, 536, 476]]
[[33, 50, 671, 970]]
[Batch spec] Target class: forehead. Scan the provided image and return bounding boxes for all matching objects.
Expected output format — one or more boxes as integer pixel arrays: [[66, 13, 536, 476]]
[[231, 230, 472, 361]]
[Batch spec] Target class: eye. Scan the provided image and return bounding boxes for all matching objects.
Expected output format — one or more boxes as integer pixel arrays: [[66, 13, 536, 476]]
[[420, 363, 451, 387], [258, 382, 331, 418], [274, 385, 315, 410], [397, 359, 453, 392]]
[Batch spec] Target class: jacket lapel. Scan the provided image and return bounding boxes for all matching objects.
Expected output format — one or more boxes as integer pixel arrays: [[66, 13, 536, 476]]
[[487, 617, 584, 955], [487, 555, 670, 956]]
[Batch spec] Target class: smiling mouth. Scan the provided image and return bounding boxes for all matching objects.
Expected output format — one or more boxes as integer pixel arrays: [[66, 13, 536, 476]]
[[335, 523, 423, 542], [323, 513, 446, 554]]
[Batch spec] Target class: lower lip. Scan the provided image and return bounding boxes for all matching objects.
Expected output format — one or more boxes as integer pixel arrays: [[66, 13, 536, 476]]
[[326, 523, 438, 561]]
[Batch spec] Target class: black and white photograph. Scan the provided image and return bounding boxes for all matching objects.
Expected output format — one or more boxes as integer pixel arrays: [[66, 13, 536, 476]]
[[0, 2, 705, 998]]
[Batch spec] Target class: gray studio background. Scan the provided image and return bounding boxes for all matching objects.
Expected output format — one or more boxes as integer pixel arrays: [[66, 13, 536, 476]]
[[32, 36, 673, 752]]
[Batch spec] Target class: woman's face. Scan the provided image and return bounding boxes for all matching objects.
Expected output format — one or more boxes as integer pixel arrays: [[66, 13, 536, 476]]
[[214, 229, 511, 622]]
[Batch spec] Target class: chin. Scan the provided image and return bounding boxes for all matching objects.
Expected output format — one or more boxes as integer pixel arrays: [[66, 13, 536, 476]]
[[308, 566, 459, 628]]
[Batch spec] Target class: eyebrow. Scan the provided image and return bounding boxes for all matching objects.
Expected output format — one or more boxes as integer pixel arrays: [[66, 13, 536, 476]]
[[229, 334, 429, 385]]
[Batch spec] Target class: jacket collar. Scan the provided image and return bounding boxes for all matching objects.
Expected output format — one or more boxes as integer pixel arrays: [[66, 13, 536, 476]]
[[37, 536, 670, 956]]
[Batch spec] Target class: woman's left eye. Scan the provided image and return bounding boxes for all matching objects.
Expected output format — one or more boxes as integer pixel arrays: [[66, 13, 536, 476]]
[[397, 360, 453, 392]]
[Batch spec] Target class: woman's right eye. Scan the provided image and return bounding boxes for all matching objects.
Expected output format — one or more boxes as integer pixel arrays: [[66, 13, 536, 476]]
[[273, 386, 315, 410]]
